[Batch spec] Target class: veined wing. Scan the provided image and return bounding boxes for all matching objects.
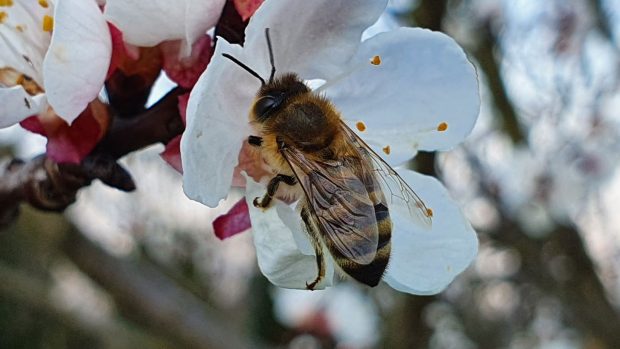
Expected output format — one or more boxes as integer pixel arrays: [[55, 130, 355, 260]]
[[281, 146, 379, 265], [340, 121, 433, 229]]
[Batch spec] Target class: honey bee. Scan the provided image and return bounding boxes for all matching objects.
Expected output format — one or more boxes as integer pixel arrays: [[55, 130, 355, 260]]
[[223, 29, 433, 289]]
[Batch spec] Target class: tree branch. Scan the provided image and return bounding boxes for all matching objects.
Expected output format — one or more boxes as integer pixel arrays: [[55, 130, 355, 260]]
[[0, 87, 184, 229]]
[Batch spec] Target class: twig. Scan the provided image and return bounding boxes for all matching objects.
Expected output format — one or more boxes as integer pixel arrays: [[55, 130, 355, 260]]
[[0, 88, 184, 229]]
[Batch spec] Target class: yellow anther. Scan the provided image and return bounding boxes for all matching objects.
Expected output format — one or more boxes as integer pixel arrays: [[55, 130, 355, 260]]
[[426, 208, 434, 217], [42, 15, 53, 32], [15, 24, 23, 32], [382, 145, 391, 155], [0, 0, 13, 7], [38, 0, 49, 8], [0, 11, 7, 23], [437, 122, 448, 132], [356, 121, 367, 132], [370, 55, 381, 66]]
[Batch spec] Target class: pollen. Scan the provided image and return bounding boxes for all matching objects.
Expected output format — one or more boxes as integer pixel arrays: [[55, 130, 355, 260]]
[[356, 121, 367, 132], [15, 24, 24, 32], [370, 55, 381, 66], [437, 122, 448, 132], [426, 208, 434, 217], [0, 11, 6, 24], [42, 15, 53, 32], [38, 0, 49, 8], [382, 145, 391, 155], [0, 0, 13, 7]]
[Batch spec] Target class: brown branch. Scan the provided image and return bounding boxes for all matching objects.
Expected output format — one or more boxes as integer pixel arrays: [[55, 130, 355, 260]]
[[62, 227, 260, 349], [472, 21, 525, 143], [0, 87, 184, 229]]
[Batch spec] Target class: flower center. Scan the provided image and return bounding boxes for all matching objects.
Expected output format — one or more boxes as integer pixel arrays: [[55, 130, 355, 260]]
[[0, 67, 44, 94]]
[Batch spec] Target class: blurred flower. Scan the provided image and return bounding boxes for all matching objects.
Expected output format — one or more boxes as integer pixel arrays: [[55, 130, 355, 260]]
[[182, 0, 479, 294], [274, 285, 379, 348], [0, 0, 112, 127]]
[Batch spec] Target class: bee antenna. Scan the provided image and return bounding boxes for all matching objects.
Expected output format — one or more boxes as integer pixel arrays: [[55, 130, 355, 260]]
[[222, 53, 266, 86], [265, 28, 276, 83]]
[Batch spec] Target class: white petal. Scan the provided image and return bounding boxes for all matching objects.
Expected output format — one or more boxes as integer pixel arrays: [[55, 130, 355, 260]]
[[0, 86, 46, 128], [325, 28, 480, 165], [183, 0, 225, 56], [383, 169, 478, 295], [104, 0, 225, 56], [0, 2, 52, 85], [43, 0, 111, 123], [276, 202, 314, 256], [181, 39, 255, 207], [245, 175, 334, 289], [243, 0, 388, 80]]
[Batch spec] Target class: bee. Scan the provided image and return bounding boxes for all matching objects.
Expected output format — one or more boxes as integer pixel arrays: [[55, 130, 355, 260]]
[[223, 29, 433, 289]]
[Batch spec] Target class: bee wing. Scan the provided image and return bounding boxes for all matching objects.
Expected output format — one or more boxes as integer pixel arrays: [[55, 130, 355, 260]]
[[340, 121, 433, 229], [281, 147, 379, 265]]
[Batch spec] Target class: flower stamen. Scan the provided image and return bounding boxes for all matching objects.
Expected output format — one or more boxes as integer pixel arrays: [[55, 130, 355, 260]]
[[437, 122, 448, 132], [356, 121, 366, 132], [314, 55, 383, 94], [38, 0, 49, 8], [42, 15, 53, 32], [0, 11, 7, 23], [382, 145, 391, 155], [0, 0, 13, 7]]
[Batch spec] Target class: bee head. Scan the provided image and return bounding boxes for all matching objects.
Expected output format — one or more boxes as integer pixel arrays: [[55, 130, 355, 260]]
[[253, 73, 310, 122]]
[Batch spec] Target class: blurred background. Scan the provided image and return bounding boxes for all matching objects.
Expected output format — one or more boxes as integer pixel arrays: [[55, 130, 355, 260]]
[[2, 0, 620, 348]]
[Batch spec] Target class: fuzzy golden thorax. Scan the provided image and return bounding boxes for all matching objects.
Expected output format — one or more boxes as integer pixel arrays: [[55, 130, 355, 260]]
[[249, 73, 352, 171]]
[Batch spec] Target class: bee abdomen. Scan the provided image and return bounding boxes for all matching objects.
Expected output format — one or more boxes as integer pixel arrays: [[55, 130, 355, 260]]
[[333, 203, 392, 287]]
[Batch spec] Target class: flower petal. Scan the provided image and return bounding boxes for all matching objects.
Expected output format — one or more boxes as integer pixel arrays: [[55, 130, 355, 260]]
[[0, 1, 52, 86], [181, 38, 256, 207], [245, 175, 334, 289], [104, 0, 225, 56], [161, 35, 213, 89], [233, 0, 264, 21], [213, 198, 251, 240], [0, 86, 46, 128], [21, 100, 110, 164], [243, 0, 388, 80], [383, 169, 478, 295], [325, 28, 480, 165], [43, 0, 112, 124], [160, 135, 182, 172]]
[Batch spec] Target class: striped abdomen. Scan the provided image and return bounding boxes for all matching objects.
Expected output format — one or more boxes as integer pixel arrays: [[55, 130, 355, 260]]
[[326, 202, 392, 287]]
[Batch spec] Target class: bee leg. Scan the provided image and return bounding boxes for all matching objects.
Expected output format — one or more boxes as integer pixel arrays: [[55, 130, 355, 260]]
[[253, 174, 296, 208], [248, 135, 263, 147], [301, 207, 325, 291]]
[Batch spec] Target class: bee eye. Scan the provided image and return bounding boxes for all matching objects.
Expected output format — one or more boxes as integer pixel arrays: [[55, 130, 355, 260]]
[[254, 96, 279, 119]]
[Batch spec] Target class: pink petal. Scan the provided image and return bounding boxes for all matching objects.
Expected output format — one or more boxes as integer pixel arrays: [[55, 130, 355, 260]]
[[160, 135, 183, 173], [233, 0, 264, 21], [178, 92, 190, 125], [20, 101, 110, 164], [232, 141, 271, 187], [213, 198, 251, 240], [107, 23, 140, 79], [162, 35, 213, 89]]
